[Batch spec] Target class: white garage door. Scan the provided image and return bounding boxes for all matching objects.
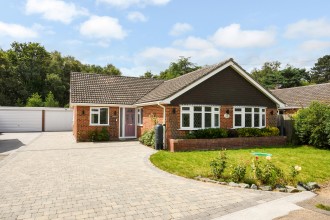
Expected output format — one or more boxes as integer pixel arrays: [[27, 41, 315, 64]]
[[0, 109, 42, 132], [45, 110, 73, 131]]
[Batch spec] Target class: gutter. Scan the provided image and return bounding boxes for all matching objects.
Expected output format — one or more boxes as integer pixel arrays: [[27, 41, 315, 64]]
[[157, 102, 166, 149]]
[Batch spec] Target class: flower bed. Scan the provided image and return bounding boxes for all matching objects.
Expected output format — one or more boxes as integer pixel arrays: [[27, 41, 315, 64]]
[[169, 136, 287, 152]]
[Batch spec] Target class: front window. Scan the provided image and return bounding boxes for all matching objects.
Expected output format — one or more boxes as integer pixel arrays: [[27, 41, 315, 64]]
[[137, 108, 143, 125], [90, 107, 109, 126], [181, 105, 220, 130], [233, 106, 266, 128]]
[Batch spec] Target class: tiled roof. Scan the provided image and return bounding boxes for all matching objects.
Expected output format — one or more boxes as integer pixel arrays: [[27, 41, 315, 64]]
[[70, 72, 164, 105], [271, 83, 330, 108], [135, 59, 233, 104]]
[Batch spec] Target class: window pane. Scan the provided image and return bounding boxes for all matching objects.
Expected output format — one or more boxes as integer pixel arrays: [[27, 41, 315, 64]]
[[254, 108, 260, 112], [245, 108, 252, 112], [262, 109, 265, 112], [205, 113, 211, 128], [182, 113, 190, 127], [140, 109, 143, 124], [182, 106, 190, 111], [262, 114, 266, 126], [205, 107, 211, 112], [100, 108, 108, 124], [194, 113, 202, 128], [91, 113, 98, 124], [235, 114, 241, 126], [214, 114, 219, 127], [245, 114, 252, 127], [137, 114, 140, 124], [254, 114, 260, 127], [91, 108, 99, 112], [194, 106, 202, 111], [235, 108, 242, 112], [214, 108, 219, 111]]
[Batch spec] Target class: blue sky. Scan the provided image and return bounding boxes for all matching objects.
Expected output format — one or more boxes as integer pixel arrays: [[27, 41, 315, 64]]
[[1, 0, 330, 76]]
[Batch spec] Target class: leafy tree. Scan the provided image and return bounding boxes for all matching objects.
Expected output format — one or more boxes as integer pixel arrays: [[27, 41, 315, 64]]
[[26, 93, 43, 107], [280, 65, 310, 88], [141, 71, 156, 78], [310, 55, 330, 83], [7, 42, 51, 101], [103, 64, 122, 76], [251, 61, 282, 89], [159, 57, 200, 79], [44, 91, 59, 107]]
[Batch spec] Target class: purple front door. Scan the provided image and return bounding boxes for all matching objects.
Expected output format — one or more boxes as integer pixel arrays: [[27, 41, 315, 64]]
[[125, 108, 136, 137]]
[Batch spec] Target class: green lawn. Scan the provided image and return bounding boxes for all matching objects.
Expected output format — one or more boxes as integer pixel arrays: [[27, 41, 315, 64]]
[[150, 145, 330, 184]]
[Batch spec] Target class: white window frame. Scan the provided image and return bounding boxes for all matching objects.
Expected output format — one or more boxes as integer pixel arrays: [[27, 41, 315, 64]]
[[233, 106, 266, 128], [180, 105, 220, 130], [137, 108, 143, 126], [90, 107, 109, 126]]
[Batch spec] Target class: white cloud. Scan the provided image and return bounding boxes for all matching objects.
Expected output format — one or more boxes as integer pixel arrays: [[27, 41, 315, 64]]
[[211, 24, 276, 48], [97, 0, 171, 8], [285, 18, 330, 38], [169, 23, 193, 36], [300, 40, 330, 51], [120, 66, 149, 77], [80, 16, 127, 41], [26, 0, 88, 24], [173, 36, 213, 50], [0, 21, 38, 39], [127, 11, 147, 22]]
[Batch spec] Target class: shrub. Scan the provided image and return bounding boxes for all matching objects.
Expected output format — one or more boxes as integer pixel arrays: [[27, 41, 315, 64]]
[[88, 128, 110, 142], [294, 101, 330, 149], [251, 157, 285, 187], [186, 128, 228, 139], [210, 149, 227, 179], [260, 127, 280, 136], [236, 127, 279, 137], [227, 129, 239, 137], [231, 163, 247, 182], [236, 128, 261, 137], [139, 130, 155, 147]]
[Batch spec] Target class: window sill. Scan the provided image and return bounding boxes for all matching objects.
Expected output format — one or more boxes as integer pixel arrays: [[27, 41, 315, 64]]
[[178, 127, 220, 131], [137, 124, 143, 127], [89, 124, 110, 126]]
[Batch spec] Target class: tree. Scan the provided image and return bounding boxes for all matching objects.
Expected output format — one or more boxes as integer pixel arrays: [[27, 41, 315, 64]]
[[26, 93, 43, 107], [141, 71, 155, 78], [159, 57, 201, 79], [7, 42, 51, 101], [103, 64, 122, 76], [280, 65, 310, 88], [44, 91, 59, 107], [250, 61, 282, 89], [310, 55, 330, 83]]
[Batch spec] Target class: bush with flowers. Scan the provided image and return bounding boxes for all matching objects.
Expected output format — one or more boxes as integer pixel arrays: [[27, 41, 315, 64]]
[[210, 152, 302, 189]]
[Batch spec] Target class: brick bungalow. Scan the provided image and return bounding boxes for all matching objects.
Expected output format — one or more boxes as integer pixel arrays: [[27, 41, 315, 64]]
[[70, 58, 284, 146]]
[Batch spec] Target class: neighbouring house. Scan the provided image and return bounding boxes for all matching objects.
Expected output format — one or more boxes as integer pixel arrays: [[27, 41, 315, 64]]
[[271, 83, 330, 115], [70, 58, 284, 146]]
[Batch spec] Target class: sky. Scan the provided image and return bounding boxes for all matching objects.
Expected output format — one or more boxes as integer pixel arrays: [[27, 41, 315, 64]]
[[0, 0, 330, 77]]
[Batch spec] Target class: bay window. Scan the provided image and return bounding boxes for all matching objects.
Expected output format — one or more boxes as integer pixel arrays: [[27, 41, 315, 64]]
[[181, 105, 220, 130], [90, 107, 109, 126], [233, 107, 266, 128]]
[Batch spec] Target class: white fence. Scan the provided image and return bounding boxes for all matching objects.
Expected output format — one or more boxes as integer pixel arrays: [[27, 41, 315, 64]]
[[0, 107, 73, 132]]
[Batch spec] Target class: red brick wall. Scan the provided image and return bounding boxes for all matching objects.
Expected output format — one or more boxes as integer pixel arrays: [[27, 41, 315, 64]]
[[138, 105, 164, 137], [169, 136, 287, 152], [267, 108, 277, 127], [73, 106, 119, 142]]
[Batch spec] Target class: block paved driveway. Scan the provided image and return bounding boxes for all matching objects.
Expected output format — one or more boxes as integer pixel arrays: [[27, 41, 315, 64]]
[[0, 132, 288, 220]]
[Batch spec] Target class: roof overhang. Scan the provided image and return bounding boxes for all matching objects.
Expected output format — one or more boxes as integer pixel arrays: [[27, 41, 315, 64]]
[[70, 103, 136, 108]]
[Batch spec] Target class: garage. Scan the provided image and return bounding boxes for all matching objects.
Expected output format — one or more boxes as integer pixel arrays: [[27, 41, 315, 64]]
[[0, 107, 73, 132], [44, 109, 73, 131]]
